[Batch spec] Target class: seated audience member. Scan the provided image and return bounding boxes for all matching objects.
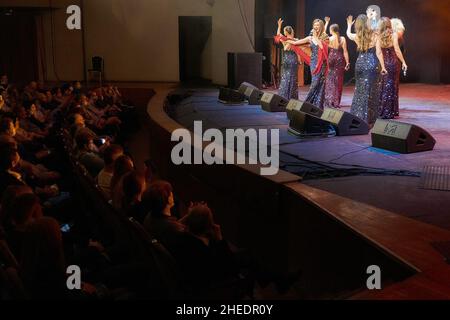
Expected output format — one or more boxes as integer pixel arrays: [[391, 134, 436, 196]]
[[0, 138, 26, 195], [0, 136, 60, 198], [96, 144, 124, 197], [20, 217, 66, 299], [20, 217, 97, 300], [175, 204, 239, 295], [21, 81, 38, 102], [142, 181, 185, 249], [75, 129, 105, 177], [0, 74, 9, 91], [0, 185, 34, 227], [118, 171, 147, 223], [69, 112, 91, 138], [4, 193, 43, 260], [110, 154, 134, 201]]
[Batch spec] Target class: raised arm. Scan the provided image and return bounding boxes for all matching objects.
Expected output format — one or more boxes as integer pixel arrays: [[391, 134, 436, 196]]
[[393, 33, 407, 72], [376, 37, 387, 75], [277, 18, 283, 36], [346, 15, 356, 41], [324, 16, 330, 35], [341, 37, 351, 71], [287, 36, 311, 46]]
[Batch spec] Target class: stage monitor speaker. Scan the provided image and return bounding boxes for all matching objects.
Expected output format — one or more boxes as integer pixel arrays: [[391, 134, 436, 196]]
[[260, 92, 288, 112], [371, 119, 436, 153], [245, 87, 264, 105], [218, 87, 246, 104], [320, 107, 369, 136], [289, 110, 332, 136], [238, 82, 258, 94], [228, 53, 262, 90], [286, 99, 324, 120]]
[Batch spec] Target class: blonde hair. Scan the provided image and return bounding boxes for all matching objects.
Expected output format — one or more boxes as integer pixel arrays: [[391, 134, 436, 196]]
[[284, 26, 294, 37], [391, 18, 405, 34], [312, 19, 328, 40], [355, 14, 372, 52], [330, 24, 341, 47], [378, 17, 393, 48]]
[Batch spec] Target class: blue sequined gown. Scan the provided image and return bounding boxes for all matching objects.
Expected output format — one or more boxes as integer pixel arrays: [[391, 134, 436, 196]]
[[305, 42, 326, 109], [350, 47, 381, 125], [278, 50, 299, 100], [379, 47, 400, 119]]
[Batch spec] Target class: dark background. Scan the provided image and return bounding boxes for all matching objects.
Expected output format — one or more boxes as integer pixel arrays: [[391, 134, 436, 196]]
[[256, 0, 450, 84]]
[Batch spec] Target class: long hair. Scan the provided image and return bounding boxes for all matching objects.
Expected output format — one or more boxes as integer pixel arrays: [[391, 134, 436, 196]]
[[312, 19, 328, 40], [378, 17, 393, 48], [330, 24, 341, 47], [391, 18, 405, 34], [20, 217, 66, 299], [355, 14, 372, 52]]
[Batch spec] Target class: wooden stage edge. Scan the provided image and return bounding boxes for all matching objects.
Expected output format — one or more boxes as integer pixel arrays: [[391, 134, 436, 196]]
[[147, 84, 450, 300]]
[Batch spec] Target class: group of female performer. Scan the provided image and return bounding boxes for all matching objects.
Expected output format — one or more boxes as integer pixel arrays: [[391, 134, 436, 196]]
[[275, 5, 407, 126]]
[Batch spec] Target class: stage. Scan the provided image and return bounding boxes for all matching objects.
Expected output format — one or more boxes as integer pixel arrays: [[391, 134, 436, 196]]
[[172, 83, 450, 231]]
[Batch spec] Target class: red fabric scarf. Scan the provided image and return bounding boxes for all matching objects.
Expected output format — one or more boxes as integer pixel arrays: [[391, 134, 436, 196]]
[[274, 34, 311, 66], [312, 41, 329, 76]]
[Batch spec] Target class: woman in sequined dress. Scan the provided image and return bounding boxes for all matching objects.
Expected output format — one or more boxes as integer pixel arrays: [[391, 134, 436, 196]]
[[324, 24, 350, 108], [287, 19, 329, 109], [346, 14, 387, 126], [275, 18, 299, 100], [378, 17, 408, 119]]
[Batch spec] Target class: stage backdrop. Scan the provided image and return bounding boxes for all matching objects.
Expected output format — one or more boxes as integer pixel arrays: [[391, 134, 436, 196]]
[[305, 0, 450, 84], [0, 0, 255, 84]]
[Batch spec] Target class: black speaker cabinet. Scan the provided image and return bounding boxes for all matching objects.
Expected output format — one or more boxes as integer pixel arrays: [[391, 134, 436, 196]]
[[260, 92, 288, 112], [238, 82, 258, 94], [320, 107, 369, 136], [228, 53, 262, 90], [245, 87, 264, 105], [371, 119, 436, 153], [286, 99, 324, 120], [218, 87, 246, 104], [289, 110, 331, 136]]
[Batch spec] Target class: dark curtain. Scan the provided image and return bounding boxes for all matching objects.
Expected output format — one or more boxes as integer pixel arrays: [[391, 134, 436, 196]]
[[0, 12, 38, 85]]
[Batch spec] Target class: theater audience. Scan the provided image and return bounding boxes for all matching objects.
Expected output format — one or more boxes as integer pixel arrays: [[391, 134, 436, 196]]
[[0, 139, 26, 195], [96, 144, 124, 197], [0, 76, 254, 300], [4, 193, 43, 260], [119, 171, 147, 222], [174, 204, 239, 296], [75, 129, 105, 177], [110, 154, 134, 202], [143, 181, 185, 250]]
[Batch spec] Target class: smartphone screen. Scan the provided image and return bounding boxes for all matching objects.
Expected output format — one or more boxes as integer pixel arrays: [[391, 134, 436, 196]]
[[61, 224, 71, 233]]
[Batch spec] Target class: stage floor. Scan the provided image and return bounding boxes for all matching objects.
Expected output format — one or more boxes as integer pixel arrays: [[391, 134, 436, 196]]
[[173, 84, 450, 231]]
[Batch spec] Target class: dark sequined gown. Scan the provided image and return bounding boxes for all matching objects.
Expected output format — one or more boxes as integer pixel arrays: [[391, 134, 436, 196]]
[[350, 47, 381, 125], [324, 46, 345, 108], [278, 50, 299, 100], [379, 46, 400, 119], [305, 42, 326, 109]]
